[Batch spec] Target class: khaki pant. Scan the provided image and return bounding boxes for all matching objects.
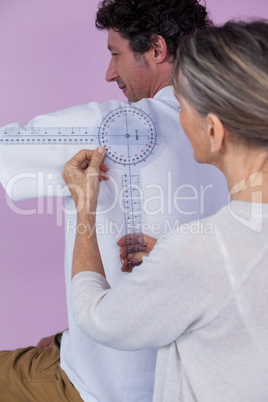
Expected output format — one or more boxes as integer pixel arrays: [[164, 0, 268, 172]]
[[0, 333, 83, 401]]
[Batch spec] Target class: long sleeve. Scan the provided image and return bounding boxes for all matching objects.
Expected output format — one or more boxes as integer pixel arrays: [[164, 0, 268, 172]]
[[71, 228, 233, 351], [0, 99, 138, 201], [0, 103, 103, 201]]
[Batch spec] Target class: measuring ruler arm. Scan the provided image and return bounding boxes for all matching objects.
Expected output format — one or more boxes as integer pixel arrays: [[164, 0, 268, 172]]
[[0, 103, 159, 256], [0, 100, 110, 200], [0, 124, 99, 200]]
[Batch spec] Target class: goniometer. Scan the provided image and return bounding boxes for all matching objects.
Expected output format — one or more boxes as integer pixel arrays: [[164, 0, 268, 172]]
[[1, 103, 159, 255]]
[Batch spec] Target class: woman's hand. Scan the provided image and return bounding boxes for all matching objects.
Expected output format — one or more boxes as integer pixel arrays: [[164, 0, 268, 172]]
[[62, 147, 109, 215], [117, 234, 157, 273]]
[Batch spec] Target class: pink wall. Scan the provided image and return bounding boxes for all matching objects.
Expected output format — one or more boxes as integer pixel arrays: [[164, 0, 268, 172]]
[[1, 0, 268, 350]]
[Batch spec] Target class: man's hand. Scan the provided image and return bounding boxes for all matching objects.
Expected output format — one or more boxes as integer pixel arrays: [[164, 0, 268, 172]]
[[117, 234, 157, 273], [62, 147, 109, 215], [36, 335, 54, 348]]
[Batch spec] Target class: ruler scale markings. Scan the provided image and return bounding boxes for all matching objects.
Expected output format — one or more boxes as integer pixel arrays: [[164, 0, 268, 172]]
[[1, 104, 158, 257]]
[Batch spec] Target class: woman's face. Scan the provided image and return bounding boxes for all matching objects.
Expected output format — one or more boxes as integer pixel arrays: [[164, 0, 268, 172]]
[[176, 93, 210, 164]]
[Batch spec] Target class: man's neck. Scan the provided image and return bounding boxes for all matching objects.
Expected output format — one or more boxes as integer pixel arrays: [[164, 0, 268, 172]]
[[148, 63, 173, 98]]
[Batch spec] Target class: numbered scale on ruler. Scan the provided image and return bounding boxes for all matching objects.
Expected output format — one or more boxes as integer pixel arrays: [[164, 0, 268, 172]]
[[0, 126, 96, 145], [1, 104, 159, 254], [98, 105, 158, 254]]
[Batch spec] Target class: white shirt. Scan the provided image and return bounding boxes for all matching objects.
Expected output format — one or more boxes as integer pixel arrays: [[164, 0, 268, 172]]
[[0, 86, 228, 401], [71, 202, 268, 402]]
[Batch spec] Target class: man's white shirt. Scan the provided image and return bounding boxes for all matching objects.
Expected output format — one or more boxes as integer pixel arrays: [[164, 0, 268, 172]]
[[0, 86, 228, 401]]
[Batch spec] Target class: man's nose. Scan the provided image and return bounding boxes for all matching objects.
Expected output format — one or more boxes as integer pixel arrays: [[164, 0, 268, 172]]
[[105, 59, 119, 82]]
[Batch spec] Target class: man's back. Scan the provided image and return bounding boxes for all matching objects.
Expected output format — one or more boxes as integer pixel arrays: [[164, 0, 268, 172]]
[[0, 0, 228, 399], [0, 86, 227, 400]]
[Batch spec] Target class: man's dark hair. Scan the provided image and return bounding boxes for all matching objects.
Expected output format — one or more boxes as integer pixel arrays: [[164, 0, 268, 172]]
[[96, 0, 212, 57]]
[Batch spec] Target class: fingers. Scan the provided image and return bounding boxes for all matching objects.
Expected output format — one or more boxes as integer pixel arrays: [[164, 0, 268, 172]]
[[120, 257, 139, 273], [62, 148, 109, 183], [66, 149, 94, 169], [118, 234, 157, 255], [64, 148, 108, 171], [80, 160, 90, 170], [145, 236, 157, 252], [78, 160, 109, 172], [118, 234, 158, 274], [117, 235, 127, 247], [121, 257, 131, 272], [87, 147, 106, 171], [120, 246, 127, 259], [121, 265, 134, 273], [61, 147, 109, 212], [120, 252, 149, 273], [128, 251, 148, 264], [100, 163, 109, 172]]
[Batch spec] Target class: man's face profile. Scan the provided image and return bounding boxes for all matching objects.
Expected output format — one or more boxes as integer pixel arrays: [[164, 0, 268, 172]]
[[106, 29, 152, 102]]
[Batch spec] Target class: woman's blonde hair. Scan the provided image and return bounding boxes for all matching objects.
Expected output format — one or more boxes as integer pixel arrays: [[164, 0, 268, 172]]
[[173, 20, 268, 146]]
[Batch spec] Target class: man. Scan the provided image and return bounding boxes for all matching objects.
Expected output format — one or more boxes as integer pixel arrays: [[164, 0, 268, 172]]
[[0, 0, 227, 401]]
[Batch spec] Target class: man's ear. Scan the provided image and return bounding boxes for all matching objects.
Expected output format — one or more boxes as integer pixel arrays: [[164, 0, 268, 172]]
[[207, 113, 225, 154], [150, 35, 168, 63]]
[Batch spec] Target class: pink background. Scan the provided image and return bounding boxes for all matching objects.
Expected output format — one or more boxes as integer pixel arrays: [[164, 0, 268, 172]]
[[0, 0, 268, 350]]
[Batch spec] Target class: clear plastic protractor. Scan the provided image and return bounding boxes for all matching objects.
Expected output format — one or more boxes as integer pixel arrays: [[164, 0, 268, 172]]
[[98, 105, 158, 166]]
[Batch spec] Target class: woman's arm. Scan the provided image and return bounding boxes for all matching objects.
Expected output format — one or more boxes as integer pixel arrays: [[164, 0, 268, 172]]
[[62, 148, 227, 352], [62, 147, 109, 279]]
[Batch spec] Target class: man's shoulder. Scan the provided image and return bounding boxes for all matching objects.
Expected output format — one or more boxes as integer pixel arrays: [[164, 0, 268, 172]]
[[134, 85, 179, 114], [23, 86, 179, 127]]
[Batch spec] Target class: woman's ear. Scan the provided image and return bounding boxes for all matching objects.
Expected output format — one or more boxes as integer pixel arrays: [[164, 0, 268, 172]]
[[207, 113, 225, 153], [150, 35, 168, 63]]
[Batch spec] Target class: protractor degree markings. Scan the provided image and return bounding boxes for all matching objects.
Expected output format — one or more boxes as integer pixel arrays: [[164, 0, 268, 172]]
[[100, 135, 146, 138]]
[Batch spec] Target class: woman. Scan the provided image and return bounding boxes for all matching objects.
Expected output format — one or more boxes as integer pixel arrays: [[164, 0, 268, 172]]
[[62, 21, 268, 401]]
